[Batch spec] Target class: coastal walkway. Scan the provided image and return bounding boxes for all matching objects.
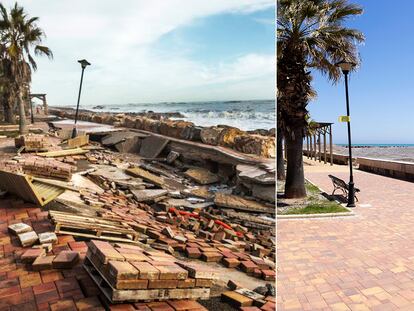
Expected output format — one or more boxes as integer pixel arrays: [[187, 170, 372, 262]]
[[278, 159, 414, 310]]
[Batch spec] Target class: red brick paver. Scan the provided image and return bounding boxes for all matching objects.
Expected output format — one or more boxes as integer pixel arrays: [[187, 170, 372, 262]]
[[278, 167, 414, 310]]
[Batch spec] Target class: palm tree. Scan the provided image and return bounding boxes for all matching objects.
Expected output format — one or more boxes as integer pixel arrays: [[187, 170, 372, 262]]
[[277, 0, 364, 198], [0, 2, 52, 133]]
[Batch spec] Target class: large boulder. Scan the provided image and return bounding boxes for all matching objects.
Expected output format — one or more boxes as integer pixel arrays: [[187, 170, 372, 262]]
[[141, 117, 161, 133], [181, 126, 202, 141], [234, 134, 275, 158], [217, 127, 245, 148], [200, 127, 225, 145], [122, 116, 136, 128], [91, 114, 103, 123], [159, 120, 194, 138]]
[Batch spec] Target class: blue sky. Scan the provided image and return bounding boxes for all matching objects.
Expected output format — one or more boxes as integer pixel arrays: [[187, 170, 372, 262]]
[[2, 1, 275, 107], [309, 0, 414, 144]]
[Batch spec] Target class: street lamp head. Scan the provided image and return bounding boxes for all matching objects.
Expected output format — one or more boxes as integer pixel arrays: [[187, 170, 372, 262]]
[[78, 59, 91, 69], [335, 60, 356, 74]]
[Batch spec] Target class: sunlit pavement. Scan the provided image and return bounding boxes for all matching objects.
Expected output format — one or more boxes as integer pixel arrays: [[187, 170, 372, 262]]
[[278, 162, 414, 310]]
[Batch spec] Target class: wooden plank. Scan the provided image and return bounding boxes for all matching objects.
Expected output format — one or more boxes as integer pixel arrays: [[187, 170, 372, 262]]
[[0, 170, 64, 206], [67, 135, 89, 148], [37, 148, 88, 157]]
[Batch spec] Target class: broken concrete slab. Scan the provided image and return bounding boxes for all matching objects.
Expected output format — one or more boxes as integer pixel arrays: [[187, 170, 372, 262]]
[[184, 168, 219, 185], [18, 231, 39, 247], [101, 131, 139, 146], [8, 223, 32, 235], [114, 136, 141, 153], [126, 167, 164, 187], [139, 136, 169, 158], [236, 164, 275, 185], [214, 193, 275, 214], [38, 232, 58, 244], [131, 189, 168, 202]]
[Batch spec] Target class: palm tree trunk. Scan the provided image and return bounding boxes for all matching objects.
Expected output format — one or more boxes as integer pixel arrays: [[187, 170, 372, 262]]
[[277, 131, 285, 180], [4, 103, 15, 123], [284, 126, 306, 198], [18, 90, 27, 134]]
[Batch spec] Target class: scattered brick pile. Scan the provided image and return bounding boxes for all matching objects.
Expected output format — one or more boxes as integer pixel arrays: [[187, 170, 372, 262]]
[[15, 134, 48, 151], [74, 188, 275, 282], [0, 159, 22, 173], [21, 157, 75, 181], [85, 240, 213, 302], [0, 199, 213, 310]]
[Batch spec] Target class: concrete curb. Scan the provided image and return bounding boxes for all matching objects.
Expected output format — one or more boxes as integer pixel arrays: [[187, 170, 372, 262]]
[[277, 178, 355, 219]]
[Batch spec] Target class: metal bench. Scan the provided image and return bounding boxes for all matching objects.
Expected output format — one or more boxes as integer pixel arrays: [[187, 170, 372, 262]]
[[328, 174, 360, 201]]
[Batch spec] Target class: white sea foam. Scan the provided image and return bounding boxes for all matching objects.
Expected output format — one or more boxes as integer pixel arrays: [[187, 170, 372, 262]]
[[85, 100, 275, 130]]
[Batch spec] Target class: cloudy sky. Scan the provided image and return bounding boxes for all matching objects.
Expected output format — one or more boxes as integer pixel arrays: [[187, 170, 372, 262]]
[[3, 1, 275, 107]]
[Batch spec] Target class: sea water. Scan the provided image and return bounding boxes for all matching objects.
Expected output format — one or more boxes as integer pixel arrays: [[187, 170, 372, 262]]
[[84, 99, 275, 131]]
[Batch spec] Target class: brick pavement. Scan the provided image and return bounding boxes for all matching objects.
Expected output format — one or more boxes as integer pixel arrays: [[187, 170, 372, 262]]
[[278, 164, 414, 310]]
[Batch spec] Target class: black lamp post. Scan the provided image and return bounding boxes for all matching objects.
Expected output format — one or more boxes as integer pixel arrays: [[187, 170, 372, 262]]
[[336, 60, 356, 207], [71, 59, 91, 138]]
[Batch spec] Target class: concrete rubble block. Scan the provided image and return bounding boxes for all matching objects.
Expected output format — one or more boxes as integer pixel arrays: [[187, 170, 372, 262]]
[[184, 168, 219, 185], [32, 255, 55, 271], [52, 250, 80, 269], [38, 232, 58, 244], [18, 231, 38, 247], [8, 223, 33, 235], [132, 189, 169, 202], [214, 193, 274, 214], [139, 136, 169, 158]]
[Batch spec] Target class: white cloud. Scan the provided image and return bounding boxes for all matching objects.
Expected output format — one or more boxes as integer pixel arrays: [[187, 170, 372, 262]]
[[2, 0, 275, 106]]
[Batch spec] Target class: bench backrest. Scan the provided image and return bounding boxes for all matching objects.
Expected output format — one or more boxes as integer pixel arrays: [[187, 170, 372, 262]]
[[328, 174, 348, 189]]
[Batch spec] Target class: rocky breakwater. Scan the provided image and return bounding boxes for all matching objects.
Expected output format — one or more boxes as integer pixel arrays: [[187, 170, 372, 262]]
[[50, 108, 275, 158]]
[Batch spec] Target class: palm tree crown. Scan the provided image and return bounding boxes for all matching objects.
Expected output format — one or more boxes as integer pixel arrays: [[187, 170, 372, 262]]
[[277, 0, 364, 198], [0, 2, 52, 132]]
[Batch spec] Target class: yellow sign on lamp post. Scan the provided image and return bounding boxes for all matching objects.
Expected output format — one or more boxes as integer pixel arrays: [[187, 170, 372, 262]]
[[338, 116, 350, 122]]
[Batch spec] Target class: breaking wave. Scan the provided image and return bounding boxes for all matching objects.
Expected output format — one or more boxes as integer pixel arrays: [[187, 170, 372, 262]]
[[86, 100, 275, 130]]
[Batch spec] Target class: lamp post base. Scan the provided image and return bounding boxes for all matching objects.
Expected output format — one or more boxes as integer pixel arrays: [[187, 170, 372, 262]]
[[347, 181, 356, 207], [71, 127, 77, 139]]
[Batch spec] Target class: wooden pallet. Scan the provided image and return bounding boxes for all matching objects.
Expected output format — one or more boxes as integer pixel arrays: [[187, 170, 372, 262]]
[[83, 256, 210, 303], [0, 170, 65, 206], [67, 135, 89, 148], [49, 211, 140, 243], [37, 147, 89, 157]]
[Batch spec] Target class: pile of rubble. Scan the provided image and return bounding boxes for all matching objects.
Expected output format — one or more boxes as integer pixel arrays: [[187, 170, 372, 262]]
[[0, 126, 275, 309], [15, 134, 50, 151], [50, 108, 276, 158]]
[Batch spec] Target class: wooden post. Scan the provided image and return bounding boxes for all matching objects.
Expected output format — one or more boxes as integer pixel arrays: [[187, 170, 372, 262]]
[[323, 131, 327, 164], [306, 135, 309, 158], [318, 132, 321, 162], [313, 134, 317, 161], [329, 125, 333, 166]]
